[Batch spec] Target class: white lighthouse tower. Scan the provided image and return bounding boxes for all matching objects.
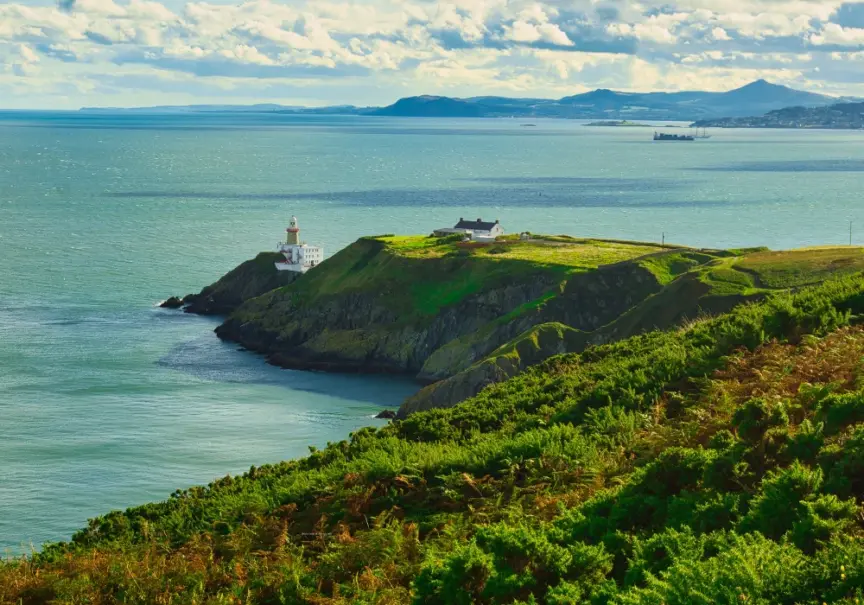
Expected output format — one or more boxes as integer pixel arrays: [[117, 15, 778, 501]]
[[275, 216, 324, 273]]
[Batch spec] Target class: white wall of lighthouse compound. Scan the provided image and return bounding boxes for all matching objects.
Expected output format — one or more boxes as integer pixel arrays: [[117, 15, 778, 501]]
[[275, 215, 324, 273]]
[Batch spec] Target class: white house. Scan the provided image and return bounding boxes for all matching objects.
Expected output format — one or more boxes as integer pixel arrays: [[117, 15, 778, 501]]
[[275, 216, 324, 273], [435, 218, 505, 242]]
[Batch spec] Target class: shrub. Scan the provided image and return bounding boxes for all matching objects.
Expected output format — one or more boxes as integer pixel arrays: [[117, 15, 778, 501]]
[[733, 398, 789, 443], [818, 392, 864, 435], [790, 494, 857, 553], [823, 426, 864, 498], [739, 462, 823, 540]]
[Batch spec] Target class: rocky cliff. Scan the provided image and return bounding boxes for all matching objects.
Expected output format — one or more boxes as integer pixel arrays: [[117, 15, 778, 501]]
[[214, 237, 570, 373], [171, 252, 300, 315]]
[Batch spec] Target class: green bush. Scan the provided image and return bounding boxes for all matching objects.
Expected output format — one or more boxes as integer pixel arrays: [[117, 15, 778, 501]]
[[733, 398, 789, 442], [739, 462, 823, 540], [818, 392, 864, 435]]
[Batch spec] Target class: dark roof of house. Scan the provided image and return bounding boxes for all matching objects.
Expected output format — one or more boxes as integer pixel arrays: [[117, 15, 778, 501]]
[[454, 218, 499, 231]]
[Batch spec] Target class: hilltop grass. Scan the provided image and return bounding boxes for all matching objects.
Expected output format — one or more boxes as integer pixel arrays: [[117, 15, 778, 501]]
[[377, 234, 663, 270], [240, 237, 564, 322], [7, 274, 864, 603], [736, 247, 864, 289], [698, 260, 759, 296]]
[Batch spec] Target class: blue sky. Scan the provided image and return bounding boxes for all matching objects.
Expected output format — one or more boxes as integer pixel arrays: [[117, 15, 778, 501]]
[[3, 0, 864, 109]]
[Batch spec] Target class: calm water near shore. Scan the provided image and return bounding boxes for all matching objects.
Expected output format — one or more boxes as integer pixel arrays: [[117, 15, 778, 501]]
[[2, 112, 864, 551]]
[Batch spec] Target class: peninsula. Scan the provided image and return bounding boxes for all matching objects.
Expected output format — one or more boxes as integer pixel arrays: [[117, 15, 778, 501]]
[[8, 232, 864, 603], [694, 101, 864, 130], [584, 120, 652, 127], [165, 225, 864, 420]]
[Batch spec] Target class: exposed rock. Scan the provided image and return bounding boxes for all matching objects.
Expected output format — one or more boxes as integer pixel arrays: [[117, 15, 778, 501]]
[[375, 410, 397, 419], [415, 258, 666, 383], [181, 252, 300, 316], [160, 296, 184, 309], [399, 322, 582, 418]]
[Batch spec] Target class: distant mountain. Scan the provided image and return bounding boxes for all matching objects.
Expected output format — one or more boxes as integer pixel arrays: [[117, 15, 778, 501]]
[[693, 101, 864, 129], [80, 103, 368, 115], [371, 95, 487, 117], [80, 104, 303, 113], [372, 80, 843, 120], [79, 81, 852, 121]]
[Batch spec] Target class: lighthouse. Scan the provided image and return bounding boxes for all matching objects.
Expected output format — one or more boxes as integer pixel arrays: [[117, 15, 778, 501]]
[[275, 215, 324, 273], [286, 216, 301, 245]]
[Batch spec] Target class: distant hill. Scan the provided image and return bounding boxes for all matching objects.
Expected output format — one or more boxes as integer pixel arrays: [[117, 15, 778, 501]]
[[79, 80, 851, 121], [371, 80, 844, 120], [80, 104, 304, 113], [370, 95, 487, 117], [79, 104, 367, 115], [693, 101, 864, 129]]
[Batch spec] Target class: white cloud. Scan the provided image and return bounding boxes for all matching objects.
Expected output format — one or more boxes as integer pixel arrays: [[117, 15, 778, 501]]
[[810, 22, 864, 45], [711, 27, 731, 41], [0, 0, 862, 108]]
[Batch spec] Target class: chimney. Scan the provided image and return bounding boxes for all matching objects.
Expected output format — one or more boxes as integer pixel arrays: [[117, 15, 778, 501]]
[[459, 217, 463, 221], [495, 219, 499, 224], [477, 218, 482, 222]]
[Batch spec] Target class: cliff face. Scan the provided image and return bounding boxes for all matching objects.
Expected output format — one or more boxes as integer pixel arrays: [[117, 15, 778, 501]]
[[214, 238, 567, 373], [416, 259, 665, 382], [180, 252, 300, 315], [398, 253, 762, 417]]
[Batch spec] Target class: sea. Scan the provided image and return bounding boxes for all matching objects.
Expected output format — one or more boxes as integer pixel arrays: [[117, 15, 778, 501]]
[[2, 111, 864, 552]]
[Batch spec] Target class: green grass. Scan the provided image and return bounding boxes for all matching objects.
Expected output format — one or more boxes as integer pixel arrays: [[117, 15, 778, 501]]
[[699, 262, 758, 296], [639, 251, 716, 285], [377, 234, 663, 270], [237, 236, 666, 326], [498, 290, 559, 324], [736, 247, 864, 289]]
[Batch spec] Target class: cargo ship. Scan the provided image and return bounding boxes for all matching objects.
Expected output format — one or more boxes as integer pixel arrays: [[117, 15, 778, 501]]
[[653, 131, 695, 141]]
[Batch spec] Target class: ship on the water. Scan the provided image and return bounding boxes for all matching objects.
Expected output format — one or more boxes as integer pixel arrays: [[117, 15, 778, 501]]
[[653, 131, 695, 141]]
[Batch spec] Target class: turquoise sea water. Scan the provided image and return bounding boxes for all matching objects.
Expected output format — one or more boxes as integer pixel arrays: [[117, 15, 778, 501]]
[[2, 112, 864, 552]]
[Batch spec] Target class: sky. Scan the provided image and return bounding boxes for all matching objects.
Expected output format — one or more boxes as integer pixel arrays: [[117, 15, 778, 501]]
[[3, 0, 864, 109]]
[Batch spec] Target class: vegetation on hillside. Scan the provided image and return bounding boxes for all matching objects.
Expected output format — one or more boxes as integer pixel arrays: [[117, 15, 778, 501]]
[[7, 273, 864, 603], [405, 246, 864, 414]]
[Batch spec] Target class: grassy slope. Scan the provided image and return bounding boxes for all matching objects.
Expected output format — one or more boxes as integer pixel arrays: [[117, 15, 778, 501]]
[[7, 274, 864, 603], [404, 248, 864, 415]]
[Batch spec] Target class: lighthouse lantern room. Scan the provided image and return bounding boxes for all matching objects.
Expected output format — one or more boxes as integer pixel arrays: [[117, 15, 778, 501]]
[[276, 215, 324, 273]]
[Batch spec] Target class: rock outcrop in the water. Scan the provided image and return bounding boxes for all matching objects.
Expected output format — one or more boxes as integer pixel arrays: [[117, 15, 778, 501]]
[[178, 252, 300, 315], [160, 296, 184, 309]]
